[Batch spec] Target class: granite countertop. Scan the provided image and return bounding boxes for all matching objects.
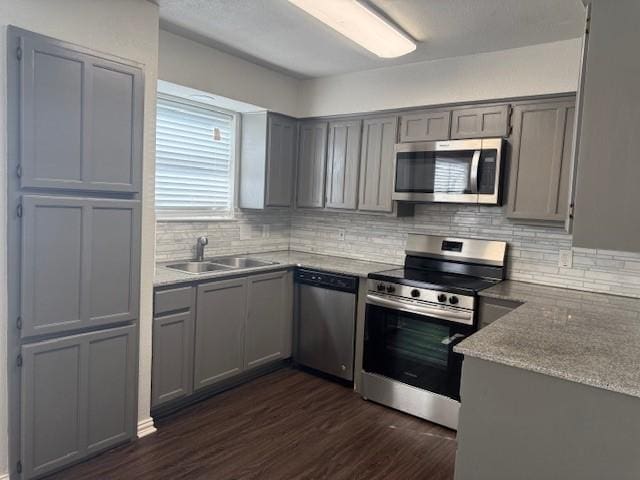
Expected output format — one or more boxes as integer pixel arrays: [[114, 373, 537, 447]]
[[455, 280, 640, 398], [154, 250, 400, 287]]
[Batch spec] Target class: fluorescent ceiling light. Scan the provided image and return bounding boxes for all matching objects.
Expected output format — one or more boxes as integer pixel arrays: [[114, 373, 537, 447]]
[[288, 0, 417, 58]]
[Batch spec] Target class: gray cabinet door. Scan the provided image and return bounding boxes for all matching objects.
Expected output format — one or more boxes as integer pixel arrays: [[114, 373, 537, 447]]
[[21, 325, 135, 479], [296, 121, 328, 208], [450, 105, 510, 139], [507, 100, 575, 222], [325, 119, 362, 210], [266, 114, 297, 207], [399, 110, 450, 142], [21, 196, 140, 338], [194, 278, 247, 390], [152, 286, 195, 407], [358, 116, 398, 212], [245, 271, 290, 369], [18, 29, 142, 193]]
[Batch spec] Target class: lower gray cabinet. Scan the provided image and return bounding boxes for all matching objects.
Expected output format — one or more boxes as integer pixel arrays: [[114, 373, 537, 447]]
[[194, 278, 247, 390], [151, 286, 195, 408], [20, 324, 135, 479], [245, 271, 292, 369]]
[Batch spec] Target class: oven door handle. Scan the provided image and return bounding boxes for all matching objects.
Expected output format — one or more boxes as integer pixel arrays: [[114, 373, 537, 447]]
[[366, 294, 473, 326], [469, 150, 481, 194]]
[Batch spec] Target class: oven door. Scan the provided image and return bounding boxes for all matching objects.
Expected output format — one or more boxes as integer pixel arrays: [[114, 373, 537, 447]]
[[393, 139, 502, 204], [363, 295, 474, 401]]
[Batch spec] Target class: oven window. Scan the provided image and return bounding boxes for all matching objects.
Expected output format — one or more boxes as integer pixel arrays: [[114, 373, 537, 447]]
[[395, 150, 475, 194], [363, 304, 467, 400]]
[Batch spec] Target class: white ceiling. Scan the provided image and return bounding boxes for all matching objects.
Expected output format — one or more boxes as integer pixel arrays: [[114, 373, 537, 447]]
[[158, 0, 586, 79]]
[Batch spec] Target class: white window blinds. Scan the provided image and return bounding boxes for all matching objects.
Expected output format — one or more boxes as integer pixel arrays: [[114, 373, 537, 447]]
[[155, 95, 235, 217]]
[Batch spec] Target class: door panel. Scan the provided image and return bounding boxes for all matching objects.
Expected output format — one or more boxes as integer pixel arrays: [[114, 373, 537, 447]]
[[245, 272, 289, 369], [296, 122, 327, 208], [358, 116, 398, 212], [399, 111, 450, 142], [21, 196, 140, 338], [194, 279, 247, 389], [451, 105, 509, 139], [266, 115, 296, 207], [326, 120, 362, 209]]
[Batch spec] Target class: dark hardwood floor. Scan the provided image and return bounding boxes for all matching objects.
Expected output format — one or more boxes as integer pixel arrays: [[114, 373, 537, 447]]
[[47, 369, 457, 480]]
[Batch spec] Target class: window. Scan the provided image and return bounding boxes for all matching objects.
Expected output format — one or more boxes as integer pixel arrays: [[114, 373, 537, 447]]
[[155, 94, 236, 219]]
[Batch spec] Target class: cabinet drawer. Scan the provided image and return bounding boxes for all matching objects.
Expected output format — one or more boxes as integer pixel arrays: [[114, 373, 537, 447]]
[[155, 286, 193, 315]]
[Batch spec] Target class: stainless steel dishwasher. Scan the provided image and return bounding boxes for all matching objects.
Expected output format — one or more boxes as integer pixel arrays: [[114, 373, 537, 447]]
[[294, 268, 359, 382]]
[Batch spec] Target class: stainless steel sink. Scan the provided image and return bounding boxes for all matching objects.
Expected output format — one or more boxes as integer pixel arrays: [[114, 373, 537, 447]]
[[209, 257, 277, 269], [165, 262, 232, 274]]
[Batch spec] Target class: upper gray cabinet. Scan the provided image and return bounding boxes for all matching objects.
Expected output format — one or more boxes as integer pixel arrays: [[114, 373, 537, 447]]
[[20, 195, 140, 338], [450, 105, 510, 139], [239, 112, 297, 209], [572, 0, 640, 252], [399, 110, 450, 142], [16, 28, 143, 193], [296, 121, 328, 208], [326, 119, 362, 210], [358, 116, 398, 212], [507, 99, 575, 223], [20, 324, 135, 479]]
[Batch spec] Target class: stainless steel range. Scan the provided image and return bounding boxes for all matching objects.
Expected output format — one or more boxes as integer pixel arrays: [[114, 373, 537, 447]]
[[361, 234, 507, 430]]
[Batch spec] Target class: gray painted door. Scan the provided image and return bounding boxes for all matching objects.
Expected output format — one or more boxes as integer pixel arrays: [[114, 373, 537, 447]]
[[326, 119, 362, 209], [18, 29, 142, 192], [245, 271, 290, 369], [507, 99, 575, 222], [296, 121, 328, 208], [21, 325, 135, 479], [450, 105, 510, 139], [152, 287, 195, 407], [572, 0, 640, 252], [399, 110, 450, 142], [194, 278, 247, 390], [358, 116, 398, 212], [20, 196, 140, 338], [266, 114, 297, 207]]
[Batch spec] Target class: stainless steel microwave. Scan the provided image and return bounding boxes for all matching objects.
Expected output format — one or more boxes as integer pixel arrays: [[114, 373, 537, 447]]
[[392, 138, 504, 205]]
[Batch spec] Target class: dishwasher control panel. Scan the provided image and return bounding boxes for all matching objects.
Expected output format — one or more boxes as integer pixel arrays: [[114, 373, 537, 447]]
[[295, 268, 358, 293]]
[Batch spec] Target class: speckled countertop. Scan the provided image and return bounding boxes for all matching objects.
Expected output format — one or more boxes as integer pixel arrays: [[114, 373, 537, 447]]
[[455, 280, 640, 398], [154, 250, 400, 287]]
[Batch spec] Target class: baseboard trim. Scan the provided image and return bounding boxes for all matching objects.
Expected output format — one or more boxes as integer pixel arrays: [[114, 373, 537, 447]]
[[137, 417, 157, 438]]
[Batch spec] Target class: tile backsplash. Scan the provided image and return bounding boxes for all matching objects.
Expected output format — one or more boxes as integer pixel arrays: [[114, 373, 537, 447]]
[[156, 204, 640, 299]]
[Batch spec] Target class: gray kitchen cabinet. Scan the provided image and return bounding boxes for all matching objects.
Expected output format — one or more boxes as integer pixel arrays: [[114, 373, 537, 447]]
[[152, 286, 195, 407], [507, 99, 576, 223], [325, 119, 362, 209], [194, 278, 247, 390], [572, 0, 640, 252], [20, 324, 135, 479], [358, 116, 398, 212], [245, 271, 292, 369], [20, 195, 140, 339], [478, 297, 523, 329], [239, 112, 297, 209], [16, 27, 143, 193], [450, 104, 510, 139], [296, 121, 328, 208], [398, 110, 450, 142]]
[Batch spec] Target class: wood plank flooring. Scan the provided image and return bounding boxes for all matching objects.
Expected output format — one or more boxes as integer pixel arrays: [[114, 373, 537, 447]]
[[46, 369, 457, 480]]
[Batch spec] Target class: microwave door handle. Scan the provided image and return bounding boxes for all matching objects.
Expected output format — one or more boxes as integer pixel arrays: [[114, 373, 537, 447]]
[[470, 150, 481, 194]]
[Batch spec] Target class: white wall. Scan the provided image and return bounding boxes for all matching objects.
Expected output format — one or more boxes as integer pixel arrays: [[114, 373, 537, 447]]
[[0, 0, 159, 476], [297, 38, 582, 117], [159, 29, 301, 117]]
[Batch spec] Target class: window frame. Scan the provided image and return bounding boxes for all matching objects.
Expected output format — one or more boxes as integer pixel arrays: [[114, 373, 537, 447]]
[[155, 93, 240, 222]]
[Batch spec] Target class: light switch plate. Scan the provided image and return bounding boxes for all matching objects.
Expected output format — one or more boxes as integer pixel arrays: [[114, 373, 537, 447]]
[[559, 249, 573, 268], [338, 229, 346, 241], [262, 224, 270, 238]]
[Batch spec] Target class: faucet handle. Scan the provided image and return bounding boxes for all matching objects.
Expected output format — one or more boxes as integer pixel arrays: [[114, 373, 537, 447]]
[[198, 236, 209, 246]]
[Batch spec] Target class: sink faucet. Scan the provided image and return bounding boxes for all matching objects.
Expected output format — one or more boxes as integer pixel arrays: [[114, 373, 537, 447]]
[[196, 236, 209, 262]]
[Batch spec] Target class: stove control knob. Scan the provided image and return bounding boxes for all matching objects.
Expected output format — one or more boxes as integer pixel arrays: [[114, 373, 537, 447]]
[[411, 289, 420, 298], [449, 296, 459, 305], [377, 283, 386, 292], [386, 285, 396, 294], [437, 294, 447, 303]]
